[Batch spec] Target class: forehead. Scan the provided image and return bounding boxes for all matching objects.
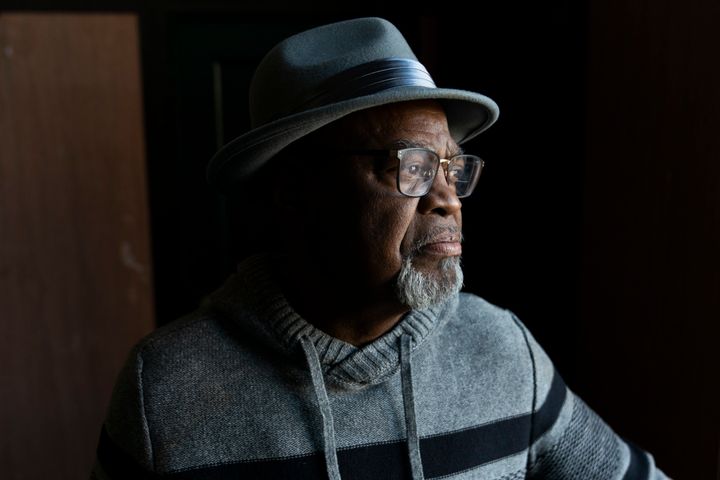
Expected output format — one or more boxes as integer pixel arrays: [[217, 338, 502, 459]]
[[328, 100, 458, 152]]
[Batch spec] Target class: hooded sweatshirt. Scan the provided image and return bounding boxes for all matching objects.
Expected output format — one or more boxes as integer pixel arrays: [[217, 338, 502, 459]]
[[92, 255, 668, 479]]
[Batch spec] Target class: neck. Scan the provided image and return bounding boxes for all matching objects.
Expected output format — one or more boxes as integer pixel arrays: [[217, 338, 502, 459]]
[[279, 256, 410, 347]]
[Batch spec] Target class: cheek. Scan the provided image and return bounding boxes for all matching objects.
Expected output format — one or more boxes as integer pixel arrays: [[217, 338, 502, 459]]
[[358, 192, 418, 265], [346, 164, 419, 281]]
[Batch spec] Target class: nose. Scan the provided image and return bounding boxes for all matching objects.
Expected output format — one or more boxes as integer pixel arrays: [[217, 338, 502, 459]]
[[417, 164, 462, 216]]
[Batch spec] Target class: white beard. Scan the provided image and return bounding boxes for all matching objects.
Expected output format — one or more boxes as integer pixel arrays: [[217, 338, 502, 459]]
[[394, 254, 464, 310]]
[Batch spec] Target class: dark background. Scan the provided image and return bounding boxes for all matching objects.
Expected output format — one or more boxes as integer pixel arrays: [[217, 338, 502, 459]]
[[2, 1, 719, 479], [145, 5, 588, 382], [140, 4, 720, 478]]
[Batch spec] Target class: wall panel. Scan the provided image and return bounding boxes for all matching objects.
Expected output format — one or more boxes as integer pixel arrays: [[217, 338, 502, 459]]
[[582, 2, 720, 478], [0, 13, 154, 479]]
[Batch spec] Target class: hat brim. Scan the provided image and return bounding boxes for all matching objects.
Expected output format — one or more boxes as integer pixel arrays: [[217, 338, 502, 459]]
[[207, 86, 499, 192]]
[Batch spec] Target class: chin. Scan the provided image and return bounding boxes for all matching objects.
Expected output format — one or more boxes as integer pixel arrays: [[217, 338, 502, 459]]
[[394, 254, 464, 310]]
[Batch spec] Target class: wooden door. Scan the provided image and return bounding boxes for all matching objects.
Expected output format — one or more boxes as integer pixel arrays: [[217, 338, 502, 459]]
[[0, 13, 155, 479]]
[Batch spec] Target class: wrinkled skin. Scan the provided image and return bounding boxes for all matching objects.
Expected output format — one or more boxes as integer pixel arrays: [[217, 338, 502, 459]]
[[278, 100, 464, 345]]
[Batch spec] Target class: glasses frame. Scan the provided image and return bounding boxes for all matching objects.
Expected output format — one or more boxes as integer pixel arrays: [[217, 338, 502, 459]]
[[341, 147, 485, 198]]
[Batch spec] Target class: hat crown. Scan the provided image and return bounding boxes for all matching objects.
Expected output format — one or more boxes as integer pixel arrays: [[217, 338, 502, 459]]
[[249, 18, 419, 127]]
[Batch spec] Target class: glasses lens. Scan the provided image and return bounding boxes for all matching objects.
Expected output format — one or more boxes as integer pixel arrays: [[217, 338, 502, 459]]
[[397, 149, 439, 197], [448, 155, 484, 198]]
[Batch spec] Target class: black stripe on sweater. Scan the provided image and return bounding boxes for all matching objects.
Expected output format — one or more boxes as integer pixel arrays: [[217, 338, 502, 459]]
[[532, 370, 568, 443], [97, 373, 567, 480], [97, 426, 156, 480], [420, 413, 530, 478], [622, 441, 650, 480]]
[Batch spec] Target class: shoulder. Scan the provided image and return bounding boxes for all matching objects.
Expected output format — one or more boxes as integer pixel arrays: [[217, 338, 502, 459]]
[[122, 307, 252, 389], [454, 291, 513, 323], [100, 313, 228, 472], [445, 292, 532, 354], [412, 293, 545, 427], [431, 292, 541, 394], [133, 311, 228, 358], [444, 292, 561, 406]]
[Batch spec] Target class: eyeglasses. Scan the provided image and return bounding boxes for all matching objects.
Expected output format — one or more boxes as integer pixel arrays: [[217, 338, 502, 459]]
[[344, 148, 485, 198]]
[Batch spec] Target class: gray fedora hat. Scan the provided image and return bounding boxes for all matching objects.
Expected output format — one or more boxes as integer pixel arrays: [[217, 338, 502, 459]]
[[207, 17, 500, 191]]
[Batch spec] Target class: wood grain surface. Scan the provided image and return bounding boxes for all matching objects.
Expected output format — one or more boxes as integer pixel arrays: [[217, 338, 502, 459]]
[[0, 13, 155, 479]]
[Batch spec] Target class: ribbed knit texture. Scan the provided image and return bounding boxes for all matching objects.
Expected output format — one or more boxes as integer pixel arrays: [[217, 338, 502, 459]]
[[206, 254, 451, 387], [529, 397, 623, 478], [92, 254, 669, 480]]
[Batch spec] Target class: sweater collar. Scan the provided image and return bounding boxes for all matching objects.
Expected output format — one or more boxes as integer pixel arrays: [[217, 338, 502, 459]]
[[210, 254, 455, 387]]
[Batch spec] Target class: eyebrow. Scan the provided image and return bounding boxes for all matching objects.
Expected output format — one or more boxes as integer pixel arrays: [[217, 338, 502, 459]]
[[390, 139, 464, 157]]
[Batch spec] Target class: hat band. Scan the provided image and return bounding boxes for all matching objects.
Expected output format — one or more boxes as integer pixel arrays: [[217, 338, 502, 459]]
[[295, 58, 437, 113]]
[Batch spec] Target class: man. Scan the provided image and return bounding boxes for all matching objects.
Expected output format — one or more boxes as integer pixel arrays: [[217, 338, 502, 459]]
[[92, 18, 668, 479]]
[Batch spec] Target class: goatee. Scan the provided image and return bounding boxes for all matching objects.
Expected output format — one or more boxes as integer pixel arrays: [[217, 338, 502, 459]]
[[395, 254, 464, 310]]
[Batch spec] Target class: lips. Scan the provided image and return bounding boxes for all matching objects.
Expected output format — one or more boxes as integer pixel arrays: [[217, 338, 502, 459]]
[[418, 235, 462, 256]]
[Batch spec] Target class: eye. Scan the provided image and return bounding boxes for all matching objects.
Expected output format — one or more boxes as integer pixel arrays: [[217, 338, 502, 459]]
[[447, 165, 463, 182], [405, 162, 421, 175], [402, 162, 434, 178], [400, 162, 415, 175]]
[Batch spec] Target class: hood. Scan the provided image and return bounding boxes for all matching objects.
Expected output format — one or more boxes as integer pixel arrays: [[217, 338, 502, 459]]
[[201, 253, 457, 389]]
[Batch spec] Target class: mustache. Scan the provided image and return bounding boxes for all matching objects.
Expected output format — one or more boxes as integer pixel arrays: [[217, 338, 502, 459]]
[[408, 226, 463, 256]]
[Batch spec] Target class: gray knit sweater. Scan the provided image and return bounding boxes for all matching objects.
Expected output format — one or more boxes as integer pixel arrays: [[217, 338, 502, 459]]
[[92, 255, 668, 479]]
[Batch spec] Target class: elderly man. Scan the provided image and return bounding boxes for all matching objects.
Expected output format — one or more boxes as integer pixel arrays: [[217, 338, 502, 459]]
[[92, 18, 667, 480]]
